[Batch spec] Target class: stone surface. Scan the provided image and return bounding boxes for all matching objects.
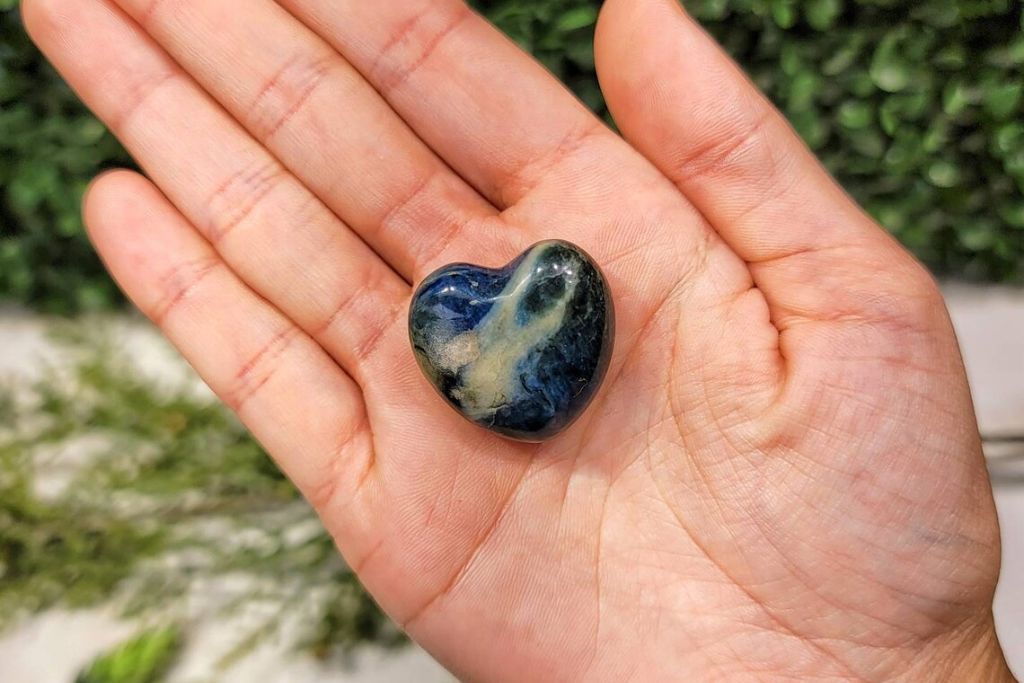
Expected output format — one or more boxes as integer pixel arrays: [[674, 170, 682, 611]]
[[409, 240, 614, 442]]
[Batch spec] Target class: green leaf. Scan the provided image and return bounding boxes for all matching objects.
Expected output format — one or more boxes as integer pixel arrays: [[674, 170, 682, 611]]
[[958, 222, 997, 251], [983, 81, 1023, 120], [789, 108, 828, 149], [942, 80, 970, 116], [688, 0, 729, 21], [772, 0, 797, 29], [995, 123, 1024, 156], [922, 119, 950, 153], [780, 43, 804, 77], [933, 44, 968, 70], [821, 38, 861, 76], [805, 0, 842, 31], [787, 71, 818, 110], [1008, 38, 1024, 65], [879, 100, 900, 136], [838, 101, 873, 130], [998, 201, 1024, 228], [870, 32, 913, 93], [926, 160, 962, 188], [554, 7, 598, 32], [912, 2, 960, 28], [848, 129, 887, 158], [76, 627, 182, 683]]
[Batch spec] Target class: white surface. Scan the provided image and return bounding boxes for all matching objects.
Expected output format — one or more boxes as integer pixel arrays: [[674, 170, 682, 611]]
[[945, 284, 1024, 435], [0, 284, 1022, 680], [944, 285, 1024, 676], [994, 486, 1024, 676], [0, 608, 453, 683], [0, 610, 137, 683], [0, 308, 201, 390]]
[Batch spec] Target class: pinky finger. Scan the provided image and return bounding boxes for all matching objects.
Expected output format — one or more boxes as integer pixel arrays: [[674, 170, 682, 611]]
[[83, 170, 375, 514]]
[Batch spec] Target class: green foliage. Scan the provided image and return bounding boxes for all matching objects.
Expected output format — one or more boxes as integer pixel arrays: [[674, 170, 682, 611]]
[[472, 0, 605, 111], [75, 627, 182, 683], [0, 327, 400, 658], [686, 0, 1024, 279], [0, 3, 130, 313], [1, 0, 1023, 314]]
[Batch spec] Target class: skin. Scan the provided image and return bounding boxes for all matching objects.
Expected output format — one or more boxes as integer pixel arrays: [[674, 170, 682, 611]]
[[22, 0, 1015, 680]]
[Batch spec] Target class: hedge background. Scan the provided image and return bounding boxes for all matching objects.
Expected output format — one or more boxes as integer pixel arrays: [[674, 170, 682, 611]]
[[2, 0, 1023, 314]]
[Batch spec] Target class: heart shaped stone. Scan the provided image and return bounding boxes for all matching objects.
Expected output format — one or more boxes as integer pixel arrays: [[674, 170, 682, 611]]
[[409, 240, 614, 442]]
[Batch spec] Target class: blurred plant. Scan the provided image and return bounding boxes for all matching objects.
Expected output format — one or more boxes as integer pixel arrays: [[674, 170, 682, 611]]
[[0, 0, 130, 313], [2, 0, 1023, 314], [686, 0, 1024, 280], [0, 325, 402, 665], [75, 627, 182, 683], [474, 0, 605, 111]]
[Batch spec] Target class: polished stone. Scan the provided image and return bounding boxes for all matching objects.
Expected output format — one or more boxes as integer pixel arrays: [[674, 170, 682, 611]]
[[409, 240, 614, 442]]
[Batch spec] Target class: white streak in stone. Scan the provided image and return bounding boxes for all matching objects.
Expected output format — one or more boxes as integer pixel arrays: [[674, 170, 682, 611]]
[[435, 331, 480, 372], [454, 243, 580, 421]]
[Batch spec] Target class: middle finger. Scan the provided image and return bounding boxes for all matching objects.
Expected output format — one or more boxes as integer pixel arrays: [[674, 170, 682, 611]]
[[113, 0, 513, 282]]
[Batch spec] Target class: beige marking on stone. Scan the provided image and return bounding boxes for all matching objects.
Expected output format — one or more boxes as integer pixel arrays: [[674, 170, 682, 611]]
[[457, 244, 580, 420]]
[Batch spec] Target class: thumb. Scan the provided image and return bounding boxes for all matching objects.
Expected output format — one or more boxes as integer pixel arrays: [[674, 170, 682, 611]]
[[594, 0, 943, 344]]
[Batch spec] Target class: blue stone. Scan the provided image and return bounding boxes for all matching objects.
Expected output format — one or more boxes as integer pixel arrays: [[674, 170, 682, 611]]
[[409, 240, 614, 442]]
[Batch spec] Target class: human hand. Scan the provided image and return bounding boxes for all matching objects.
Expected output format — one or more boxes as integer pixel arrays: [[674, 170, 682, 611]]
[[24, 0, 1013, 679]]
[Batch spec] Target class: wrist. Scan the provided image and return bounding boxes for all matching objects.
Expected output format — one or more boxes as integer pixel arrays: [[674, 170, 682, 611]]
[[898, 615, 1015, 682]]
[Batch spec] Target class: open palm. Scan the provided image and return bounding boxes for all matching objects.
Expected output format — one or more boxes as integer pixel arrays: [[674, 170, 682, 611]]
[[26, 0, 1011, 680]]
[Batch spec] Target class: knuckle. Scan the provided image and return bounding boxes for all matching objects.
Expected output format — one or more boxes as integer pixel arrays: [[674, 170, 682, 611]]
[[223, 326, 302, 413], [494, 119, 607, 206], [151, 256, 222, 326], [870, 257, 946, 328], [369, 2, 471, 96], [140, 0, 177, 29], [306, 411, 374, 512], [110, 70, 179, 132], [406, 211, 488, 283], [671, 103, 776, 185], [315, 269, 404, 368], [202, 160, 288, 243], [249, 53, 335, 140], [351, 302, 404, 365], [848, 277, 948, 342]]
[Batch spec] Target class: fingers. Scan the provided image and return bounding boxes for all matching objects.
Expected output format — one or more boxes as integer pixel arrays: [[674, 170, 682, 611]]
[[83, 170, 373, 511], [23, 0, 408, 380], [111, 0, 506, 282], [272, 0, 771, 392], [595, 0, 940, 336], [275, 0, 620, 210]]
